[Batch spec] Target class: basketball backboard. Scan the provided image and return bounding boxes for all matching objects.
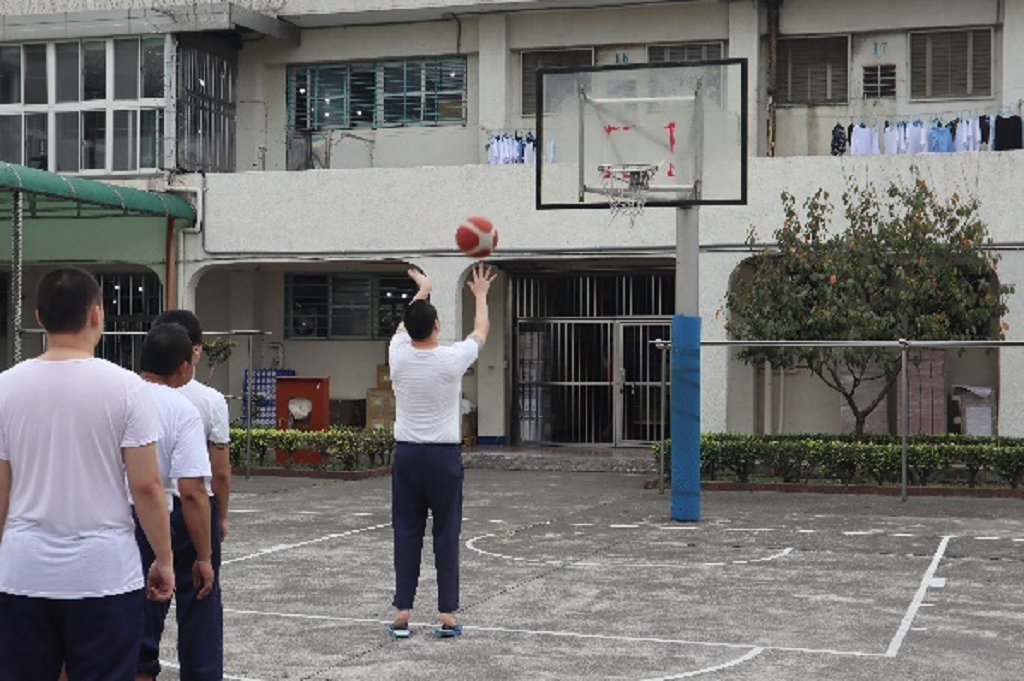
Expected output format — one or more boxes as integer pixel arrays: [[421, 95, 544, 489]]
[[535, 59, 747, 210]]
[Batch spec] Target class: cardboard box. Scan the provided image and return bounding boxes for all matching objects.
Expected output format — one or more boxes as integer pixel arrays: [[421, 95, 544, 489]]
[[461, 412, 478, 449], [376, 364, 392, 390], [366, 417, 394, 433], [366, 388, 396, 424]]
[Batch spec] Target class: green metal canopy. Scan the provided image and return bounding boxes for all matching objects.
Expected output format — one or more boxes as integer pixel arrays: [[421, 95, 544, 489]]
[[0, 161, 195, 223]]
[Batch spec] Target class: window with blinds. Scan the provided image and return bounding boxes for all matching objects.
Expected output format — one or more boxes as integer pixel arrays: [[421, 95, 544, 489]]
[[863, 64, 896, 99], [521, 49, 594, 116], [288, 56, 467, 130], [776, 36, 849, 105], [910, 29, 992, 100], [647, 42, 724, 63]]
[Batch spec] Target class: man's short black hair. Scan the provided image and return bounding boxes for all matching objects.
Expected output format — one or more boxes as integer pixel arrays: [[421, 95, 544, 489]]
[[141, 323, 194, 377], [36, 267, 102, 334], [404, 299, 437, 341], [153, 309, 203, 347]]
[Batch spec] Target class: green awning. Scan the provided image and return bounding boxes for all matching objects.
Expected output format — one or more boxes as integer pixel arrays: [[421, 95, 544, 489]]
[[0, 161, 195, 224]]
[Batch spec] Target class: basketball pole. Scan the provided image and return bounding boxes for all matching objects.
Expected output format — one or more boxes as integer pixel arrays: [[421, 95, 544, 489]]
[[672, 205, 701, 522]]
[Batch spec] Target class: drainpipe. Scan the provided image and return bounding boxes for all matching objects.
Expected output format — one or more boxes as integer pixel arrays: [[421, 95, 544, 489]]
[[765, 0, 782, 158], [165, 216, 177, 310]]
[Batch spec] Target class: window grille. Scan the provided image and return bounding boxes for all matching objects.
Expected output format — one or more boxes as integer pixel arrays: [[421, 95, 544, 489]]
[[863, 64, 896, 99], [285, 274, 418, 340], [776, 36, 849, 105], [288, 56, 467, 131], [647, 42, 724, 63], [177, 38, 237, 172], [521, 49, 594, 117], [910, 29, 992, 100]]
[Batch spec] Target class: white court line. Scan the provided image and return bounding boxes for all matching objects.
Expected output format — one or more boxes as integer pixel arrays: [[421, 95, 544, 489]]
[[641, 647, 764, 680], [886, 535, 952, 657], [466, 532, 793, 569], [160, 659, 265, 681], [223, 607, 883, 657], [229, 509, 260, 514], [610, 524, 640, 529], [975, 536, 1000, 540], [891, 533, 915, 537], [222, 522, 391, 566], [723, 528, 775, 532]]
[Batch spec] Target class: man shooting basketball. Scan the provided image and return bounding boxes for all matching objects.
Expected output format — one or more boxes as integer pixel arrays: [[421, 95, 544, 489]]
[[389, 262, 495, 638]]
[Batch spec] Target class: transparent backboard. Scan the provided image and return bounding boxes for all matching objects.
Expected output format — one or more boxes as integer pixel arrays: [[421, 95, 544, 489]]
[[536, 59, 747, 209]]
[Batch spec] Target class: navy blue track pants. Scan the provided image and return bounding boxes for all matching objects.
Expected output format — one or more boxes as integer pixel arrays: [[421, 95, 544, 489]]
[[391, 442, 463, 613], [0, 588, 143, 681], [134, 496, 223, 681]]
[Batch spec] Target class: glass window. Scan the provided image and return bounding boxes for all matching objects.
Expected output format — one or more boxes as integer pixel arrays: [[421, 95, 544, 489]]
[[288, 57, 466, 131], [24, 113, 47, 169], [23, 45, 46, 105], [82, 41, 106, 100], [81, 110, 105, 170], [0, 116, 21, 163], [0, 47, 21, 104], [139, 108, 162, 168], [56, 111, 79, 171], [330, 278, 372, 337], [114, 39, 139, 100], [113, 110, 137, 171], [55, 42, 80, 103], [348, 64, 376, 128], [141, 38, 164, 98]]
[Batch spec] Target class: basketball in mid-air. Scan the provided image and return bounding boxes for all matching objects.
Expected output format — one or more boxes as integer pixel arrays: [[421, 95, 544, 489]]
[[456, 216, 498, 258]]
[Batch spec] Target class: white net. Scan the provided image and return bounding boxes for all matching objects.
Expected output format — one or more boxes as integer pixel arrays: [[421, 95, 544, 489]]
[[598, 163, 659, 226]]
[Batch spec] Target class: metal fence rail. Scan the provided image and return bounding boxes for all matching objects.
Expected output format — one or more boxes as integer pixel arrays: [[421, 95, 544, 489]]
[[653, 338, 1024, 501]]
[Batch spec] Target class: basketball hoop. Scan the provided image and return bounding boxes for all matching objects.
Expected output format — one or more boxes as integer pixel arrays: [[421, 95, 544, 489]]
[[597, 163, 659, 226]]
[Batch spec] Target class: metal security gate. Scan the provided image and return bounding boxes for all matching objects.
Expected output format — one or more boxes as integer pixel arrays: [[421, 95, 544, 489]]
[[512, 271, 673, 446], [616, 321, 671, 445]]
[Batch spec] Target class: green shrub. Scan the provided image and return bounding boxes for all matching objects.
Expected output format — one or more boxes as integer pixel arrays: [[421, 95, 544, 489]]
[[649, 432, 1024, 489], [227, 426, 396, 471]]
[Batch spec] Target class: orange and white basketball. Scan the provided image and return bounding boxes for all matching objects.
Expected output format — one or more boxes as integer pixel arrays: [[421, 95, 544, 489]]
[[456, 216, 498, 258]]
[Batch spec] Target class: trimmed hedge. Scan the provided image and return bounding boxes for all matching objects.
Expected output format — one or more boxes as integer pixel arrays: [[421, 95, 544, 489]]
[[652, 433, 1024, 488], [228, 426, 396, 471]]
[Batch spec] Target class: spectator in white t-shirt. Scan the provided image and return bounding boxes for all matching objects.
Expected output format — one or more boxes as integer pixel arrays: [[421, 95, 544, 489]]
[[135, 323, 219, 681], [0, 266, 173, 681], [388, 263, 495, 638], [154, 309, 232, 541]]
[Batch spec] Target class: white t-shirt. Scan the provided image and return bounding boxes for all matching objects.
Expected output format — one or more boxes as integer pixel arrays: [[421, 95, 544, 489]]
[[390, 330, 480, 444], [178, 378, 230, 497], [137, 382, 212, 510], [0, 358, 161, 599], [178, 379, 230, 445]]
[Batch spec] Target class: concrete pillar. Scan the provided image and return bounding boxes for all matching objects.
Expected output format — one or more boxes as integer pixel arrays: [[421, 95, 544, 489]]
[[1001, 1, 1024, 108], [728, 0, 761, 157], [477, 15, 510, 161]]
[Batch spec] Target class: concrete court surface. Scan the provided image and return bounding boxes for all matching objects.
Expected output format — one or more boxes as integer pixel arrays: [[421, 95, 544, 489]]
[[153, 470, 1024, 680]]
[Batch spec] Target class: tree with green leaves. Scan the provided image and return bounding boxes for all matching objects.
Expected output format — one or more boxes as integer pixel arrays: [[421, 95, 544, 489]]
[[725, 170, 1013, 437]]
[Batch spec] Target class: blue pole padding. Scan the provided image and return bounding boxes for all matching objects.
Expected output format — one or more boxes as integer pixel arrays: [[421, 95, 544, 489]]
[[671, 314, 701, 521]]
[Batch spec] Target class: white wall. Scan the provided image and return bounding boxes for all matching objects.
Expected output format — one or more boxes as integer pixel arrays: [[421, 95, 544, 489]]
[[184, 150, 1024, 438]]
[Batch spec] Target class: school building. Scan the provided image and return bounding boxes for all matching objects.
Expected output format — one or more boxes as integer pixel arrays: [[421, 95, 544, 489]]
[[1, 0, 1023, 445]]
